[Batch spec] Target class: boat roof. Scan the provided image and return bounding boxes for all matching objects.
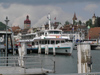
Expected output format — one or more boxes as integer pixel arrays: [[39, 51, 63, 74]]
[[34, 38, 69, 41], [0, 31, 12, 34], [37, 29, 62, 33], [21, 33, 36, 36]]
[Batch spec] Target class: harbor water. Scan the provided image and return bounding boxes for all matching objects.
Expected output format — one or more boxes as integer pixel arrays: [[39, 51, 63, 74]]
[[0, 50, 100, 74]]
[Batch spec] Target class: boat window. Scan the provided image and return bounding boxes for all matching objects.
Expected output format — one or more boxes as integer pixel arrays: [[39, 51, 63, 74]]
[[51, 40, 55, 44], [22, 36, 25, 39], [32, 42, 34, 45], [39, 40, 41, 44], [48, 40, 50, 44], [45, 32, 47, 36], [49, 31, 61, 34], [41, 40, 44, 44], [65, 39, 72, 42], [61, 40, 65, 43], [45, 40, 47, 44], [49, 31, 54, 34], [54, 31, 61, 34], [40, 32, 44, 36], [56, 40, 60, 44], [36, 42, 38, 45]]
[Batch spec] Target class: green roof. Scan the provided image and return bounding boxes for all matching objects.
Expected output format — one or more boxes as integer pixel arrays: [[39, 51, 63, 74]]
[[0, 22, 8, 30]]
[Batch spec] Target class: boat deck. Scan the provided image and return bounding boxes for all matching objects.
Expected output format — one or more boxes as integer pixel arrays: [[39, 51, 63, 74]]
[[0, 66, 52, 75]]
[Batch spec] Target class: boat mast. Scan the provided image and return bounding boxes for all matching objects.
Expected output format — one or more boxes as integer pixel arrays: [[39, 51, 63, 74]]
[[48, 13, 51, 30]]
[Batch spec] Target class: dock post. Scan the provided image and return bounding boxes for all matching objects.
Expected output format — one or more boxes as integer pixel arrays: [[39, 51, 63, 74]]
[[53, 45, 56, 56], [45, 44, 49, 55], [38, 44, 41, 54], [18, 42, 27, 67], [77, 43, 92, 73]]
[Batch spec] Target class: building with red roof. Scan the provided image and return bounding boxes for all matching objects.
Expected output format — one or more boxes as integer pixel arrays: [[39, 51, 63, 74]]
[[88, 27, 100, 39], [11, 26, 21, 35]]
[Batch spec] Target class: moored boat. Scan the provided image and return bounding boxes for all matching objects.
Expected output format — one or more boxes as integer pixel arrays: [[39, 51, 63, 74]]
[[19, 14, 74, 55]]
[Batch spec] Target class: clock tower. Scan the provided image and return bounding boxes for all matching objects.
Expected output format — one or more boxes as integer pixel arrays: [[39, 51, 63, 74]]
[[24, 15, 31, 29]]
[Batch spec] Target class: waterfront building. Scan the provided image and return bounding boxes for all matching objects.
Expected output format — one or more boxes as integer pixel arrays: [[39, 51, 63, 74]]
[[87, 27, 100, 39], [60, 24, 87, 40]]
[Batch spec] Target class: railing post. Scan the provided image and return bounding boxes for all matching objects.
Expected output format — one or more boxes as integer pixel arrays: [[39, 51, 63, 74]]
[[53, 45, 56, 56], [54, 61, 56, 73]]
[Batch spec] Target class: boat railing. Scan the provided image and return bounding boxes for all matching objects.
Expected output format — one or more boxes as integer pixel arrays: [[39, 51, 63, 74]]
[[49, 72, 100, 75], [23, 56, 55, 72], [0, 56, 55, 72], [0, 56, 19, 66]]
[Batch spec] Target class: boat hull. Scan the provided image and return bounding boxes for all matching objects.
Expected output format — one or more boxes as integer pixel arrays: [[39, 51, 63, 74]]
[[30, 43, 73, 55], [32, 47, 71, 55]]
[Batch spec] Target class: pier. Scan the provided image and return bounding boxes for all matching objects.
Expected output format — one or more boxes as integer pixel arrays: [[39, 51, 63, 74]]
[[48, 72, 100, 75], [0, 56, 55, 75], [0, 31, 55, 75]]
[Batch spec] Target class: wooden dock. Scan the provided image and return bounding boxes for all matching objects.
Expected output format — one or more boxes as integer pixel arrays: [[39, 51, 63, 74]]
[[0, 66, 52, 75], [0, 56, 55, 75]]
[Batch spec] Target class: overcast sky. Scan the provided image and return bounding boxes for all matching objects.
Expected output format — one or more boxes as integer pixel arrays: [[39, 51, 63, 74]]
[[0, 0, 100, 28]]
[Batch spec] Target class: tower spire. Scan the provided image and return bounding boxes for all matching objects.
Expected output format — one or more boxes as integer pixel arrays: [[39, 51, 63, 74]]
[[73, 12, 77, 25], [73, 12, 77, 20]]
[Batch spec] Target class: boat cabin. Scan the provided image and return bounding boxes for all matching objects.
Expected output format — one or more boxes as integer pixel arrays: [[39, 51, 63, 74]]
[[36, 29, 62, 37]]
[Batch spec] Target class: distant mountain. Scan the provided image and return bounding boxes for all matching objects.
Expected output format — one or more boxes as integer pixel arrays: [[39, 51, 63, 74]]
[[0, 22, 7, 30]]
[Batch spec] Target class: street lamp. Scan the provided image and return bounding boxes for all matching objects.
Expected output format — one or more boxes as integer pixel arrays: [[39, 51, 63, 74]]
[[5, 16, 9, 66]]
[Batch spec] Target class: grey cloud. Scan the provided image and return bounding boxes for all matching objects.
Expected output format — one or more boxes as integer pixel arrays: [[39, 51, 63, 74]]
[[0, 0, 99, 5]]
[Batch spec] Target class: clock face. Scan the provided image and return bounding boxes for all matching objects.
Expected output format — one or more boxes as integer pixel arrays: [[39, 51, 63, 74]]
[[27, 24, 30, 27]]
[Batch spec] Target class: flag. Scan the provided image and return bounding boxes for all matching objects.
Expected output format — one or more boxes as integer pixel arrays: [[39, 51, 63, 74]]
[[54, 17, 56, 20]]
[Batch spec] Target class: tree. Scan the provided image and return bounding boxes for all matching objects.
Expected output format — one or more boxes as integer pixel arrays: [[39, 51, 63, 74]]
[[73, 20, 77, 25], [65, 21, 70, 25], [0, 22, 7, 30], [86, 19, 92, 27], [78, 20, 82, 25], [94, 17, 100, 27]]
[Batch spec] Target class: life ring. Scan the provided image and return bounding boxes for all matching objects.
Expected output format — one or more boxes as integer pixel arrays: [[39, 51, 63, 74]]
[[27, 44, 32, 47]]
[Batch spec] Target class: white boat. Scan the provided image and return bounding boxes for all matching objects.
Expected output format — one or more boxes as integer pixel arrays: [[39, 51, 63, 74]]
[[33, 29, 73, 55], [19, 14, 73, 55], [19, 29, 73, 55]]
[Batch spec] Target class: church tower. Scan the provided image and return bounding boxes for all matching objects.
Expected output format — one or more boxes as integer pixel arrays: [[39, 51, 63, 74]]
[[92, 13, 96, 25], [24, 15, 31, 29], [72, 13, 77, 25]]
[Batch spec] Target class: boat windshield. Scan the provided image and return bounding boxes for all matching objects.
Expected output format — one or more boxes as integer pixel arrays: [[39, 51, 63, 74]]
[[48, 31, 61, 34], [21, 35, 35, 40]]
